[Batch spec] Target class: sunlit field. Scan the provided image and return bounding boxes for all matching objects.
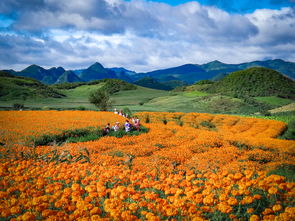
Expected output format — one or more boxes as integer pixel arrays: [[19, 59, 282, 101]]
[[0, 111, 294, 220]]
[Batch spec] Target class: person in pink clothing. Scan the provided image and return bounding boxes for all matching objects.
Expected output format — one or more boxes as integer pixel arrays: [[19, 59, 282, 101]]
[[134, 119, 140, 131]]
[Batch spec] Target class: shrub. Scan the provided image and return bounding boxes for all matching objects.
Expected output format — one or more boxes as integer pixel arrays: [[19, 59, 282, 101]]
[[108, 151, 124, 158], [77, 106, 86, 111], [13, 103, 24, 110], [30, 126, 149, 146], [41, 106, 50, 110], [200, 121, 216, 131], [89, 89, 112, 111], [162, 118, 168, 125], [280, 120, 295, 140], [145, 114, 150, 123], [123, 107, 132, 117]]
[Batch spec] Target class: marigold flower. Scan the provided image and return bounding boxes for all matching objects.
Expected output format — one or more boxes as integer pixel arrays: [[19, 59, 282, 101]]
[[1, 209, 11, 217], [249, 214, 260, 221], [10, 206, 21, 215], [20, 212, 36, 221], [247, 208, 254, 214], [203, 195, 214, 206], [263, 214, 276, 220], [268, 187, 278, 195], [262, 208, 273, 215], [272, 204, 283, 212], [218, 202, 232, 214], [227, 197, 238, 206], [191, 216, 206, 221]]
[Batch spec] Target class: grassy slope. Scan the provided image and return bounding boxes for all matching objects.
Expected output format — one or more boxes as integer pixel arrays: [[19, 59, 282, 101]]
[[0, 73, 64, 102], [239, 111, 295, 124], [1, 73, 293, 115], [255, 96, 293, 107], [0, 84, 170, 110], [111, 86, 169, 111], [269, 103, 295, 114]]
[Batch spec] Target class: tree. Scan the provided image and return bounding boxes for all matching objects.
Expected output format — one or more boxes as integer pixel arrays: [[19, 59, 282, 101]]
[[89, 89, 112, 111]]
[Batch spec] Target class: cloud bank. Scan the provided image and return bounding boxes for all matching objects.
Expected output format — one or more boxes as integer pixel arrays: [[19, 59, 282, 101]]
[[0, 0, 294, 72]]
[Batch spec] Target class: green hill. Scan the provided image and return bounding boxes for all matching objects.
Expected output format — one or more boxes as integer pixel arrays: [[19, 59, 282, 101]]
[[0, 71, 65, 100], [204, 67, 295, 99], [55, 71, 83, 84], [134, 77, 172, 90]]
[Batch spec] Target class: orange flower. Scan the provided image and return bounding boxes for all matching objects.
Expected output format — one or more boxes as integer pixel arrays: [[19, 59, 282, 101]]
[[249, 214, 260, 221], [203, 195, 214, 206], [247, 208, 254, 214], [227, 197, 238, 206], [90, 207, 101, 215], [19, 212, 36, 221], [268, 187, 278, 195], [217, 202, 232, 214], [272, 204, 283, 212]]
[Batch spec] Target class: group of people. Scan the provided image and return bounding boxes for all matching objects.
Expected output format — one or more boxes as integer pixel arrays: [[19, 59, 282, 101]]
[[124, 118, 141, 132], [114, 108, 129, 118], [102, 108, 141, 135]]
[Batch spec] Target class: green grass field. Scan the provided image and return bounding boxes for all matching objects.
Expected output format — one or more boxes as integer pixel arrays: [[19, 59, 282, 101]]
[[1, 80, 294, 118], [0, 84, 170, 111], [238, 111, 295, 124], [255, 96, 293, 107], [183, 91, 208, 97]]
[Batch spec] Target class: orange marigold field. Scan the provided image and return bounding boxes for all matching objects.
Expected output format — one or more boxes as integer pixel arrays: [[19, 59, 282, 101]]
[[0, 111, 294, 221]]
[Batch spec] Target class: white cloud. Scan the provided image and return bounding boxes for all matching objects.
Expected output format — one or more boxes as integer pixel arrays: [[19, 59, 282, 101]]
[[246, 7, 295, 45], [0, 0, 294, 71]]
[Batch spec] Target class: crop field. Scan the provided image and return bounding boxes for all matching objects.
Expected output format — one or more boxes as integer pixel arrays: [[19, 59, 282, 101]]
[[0, 111, 294, 220]]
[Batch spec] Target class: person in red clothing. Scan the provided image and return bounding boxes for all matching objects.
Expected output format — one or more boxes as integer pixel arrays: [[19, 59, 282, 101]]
[[134, 119, 140, 131]]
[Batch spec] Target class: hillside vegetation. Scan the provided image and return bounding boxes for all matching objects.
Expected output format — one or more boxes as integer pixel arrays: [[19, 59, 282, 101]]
[[0, 71, 64, 100], [134, 77, 172, 90], [204, 67, 295, 99]]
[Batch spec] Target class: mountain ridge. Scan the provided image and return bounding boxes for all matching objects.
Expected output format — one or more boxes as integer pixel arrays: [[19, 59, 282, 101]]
[[3, 59, 294, 87]]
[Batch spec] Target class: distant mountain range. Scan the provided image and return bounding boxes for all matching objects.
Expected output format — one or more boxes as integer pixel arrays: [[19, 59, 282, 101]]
[[2, 59, 294, 89]]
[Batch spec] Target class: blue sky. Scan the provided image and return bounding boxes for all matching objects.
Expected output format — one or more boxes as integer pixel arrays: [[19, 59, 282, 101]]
[[128, 0, 295, 12], [0, 0, 294, 72]]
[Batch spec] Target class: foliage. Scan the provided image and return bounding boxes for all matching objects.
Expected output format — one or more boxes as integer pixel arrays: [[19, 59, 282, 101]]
[[31, 126, 149, 146], [200, 121, 216, 131], [101, 79, 137, 94], [0, 72, 65, 100], [52, 80, 102, 89], [242, 110, 295, 124], [32, 127, 101, 146], [12, 103, 24, 110], [204, 67, 295, 99], [123, 107, 132, 117], [134, 77, 172, 90], [268, 164, 295, 182], [89, 89, 112, 111], [77, 105, 86, 110], [254, 96, 293, 108], [53, 79, 136, 92], [279, 120, 295, 140], [194, 79, 214, 85]]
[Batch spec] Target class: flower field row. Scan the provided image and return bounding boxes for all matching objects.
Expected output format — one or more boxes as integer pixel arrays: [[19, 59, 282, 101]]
[[0, 111, 126, 145], [0, 111, 294, 220]]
